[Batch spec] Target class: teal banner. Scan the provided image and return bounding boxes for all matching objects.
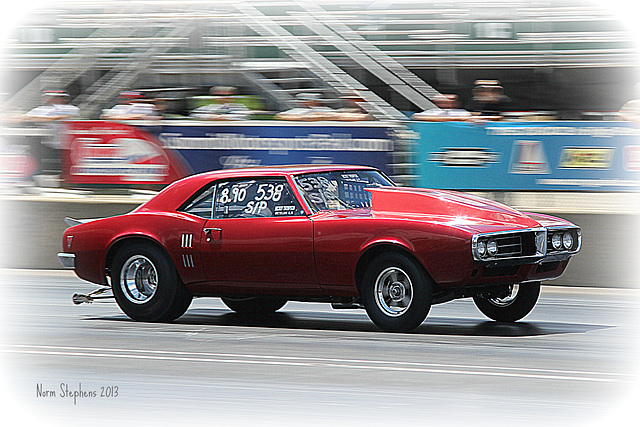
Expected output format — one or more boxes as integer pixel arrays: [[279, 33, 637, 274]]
[[411, 121, 640, 191]]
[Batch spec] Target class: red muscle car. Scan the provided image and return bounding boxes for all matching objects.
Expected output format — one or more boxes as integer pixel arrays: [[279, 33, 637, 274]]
[[59, 165, 581, 332]]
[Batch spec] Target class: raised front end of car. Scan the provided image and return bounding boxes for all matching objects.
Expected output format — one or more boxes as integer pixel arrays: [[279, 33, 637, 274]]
[[358, 186, 582, 329]]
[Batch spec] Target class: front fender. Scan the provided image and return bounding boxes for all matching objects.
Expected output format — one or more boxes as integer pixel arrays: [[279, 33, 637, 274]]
[[359, 236, 415, 254]]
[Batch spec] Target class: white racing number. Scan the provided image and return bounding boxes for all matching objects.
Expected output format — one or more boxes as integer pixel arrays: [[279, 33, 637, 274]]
[[255, 183, 284, 202], [218, 185, 247, 205], [215, 179, 300, 218], [244, 182, 284, 216]]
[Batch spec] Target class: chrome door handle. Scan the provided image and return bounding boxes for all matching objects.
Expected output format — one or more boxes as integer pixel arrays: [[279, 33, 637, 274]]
[[203, 227, 222, 242]]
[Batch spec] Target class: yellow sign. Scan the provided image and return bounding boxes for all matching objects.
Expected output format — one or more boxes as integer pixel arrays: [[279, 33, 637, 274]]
[[558, 147, 614, 169]]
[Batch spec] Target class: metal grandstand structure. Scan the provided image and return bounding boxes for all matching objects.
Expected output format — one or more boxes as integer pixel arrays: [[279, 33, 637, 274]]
[[3, 0, 638, 117]]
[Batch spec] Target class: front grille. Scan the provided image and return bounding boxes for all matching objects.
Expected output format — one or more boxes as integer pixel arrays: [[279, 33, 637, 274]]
[[472, 229, 544, 261], [493, 235, 522, 257], [473, 227, 579, 262]]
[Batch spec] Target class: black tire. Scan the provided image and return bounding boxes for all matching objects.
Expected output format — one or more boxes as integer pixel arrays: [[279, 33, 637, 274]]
[[111, 243, 192, 322], [221, 297, 287, 315], [361, 253, 433, 332], [473, 282, 540, 322]]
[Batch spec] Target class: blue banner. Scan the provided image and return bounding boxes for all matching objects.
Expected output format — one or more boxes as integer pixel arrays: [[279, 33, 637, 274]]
[[149, 121, 395, 175], [411, 121, 640, 191]]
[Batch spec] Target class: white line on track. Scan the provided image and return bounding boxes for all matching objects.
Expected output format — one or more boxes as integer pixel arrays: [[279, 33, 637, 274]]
[[3, 344, 631, 384]]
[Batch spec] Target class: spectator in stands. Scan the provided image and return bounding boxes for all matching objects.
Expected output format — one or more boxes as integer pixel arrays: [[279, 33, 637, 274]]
[[19, 90, 80, 156], [189, 86, 252, 121], [101, 91, 161, 121], [334, 94, 373, 121], [154, 98, 170, 117], [467, 80, 511, 120], [24, 90, 79, 122], [411, 94, 473, 122], [275, 93, 336, 121], [619, 83, 640, 123]]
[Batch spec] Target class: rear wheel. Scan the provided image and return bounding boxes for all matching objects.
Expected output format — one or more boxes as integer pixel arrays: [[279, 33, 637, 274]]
[[473, 282, 540, 322], [221, 297, 287, 315], [111, 243, 192, 322], [361, 253, 432, 332]]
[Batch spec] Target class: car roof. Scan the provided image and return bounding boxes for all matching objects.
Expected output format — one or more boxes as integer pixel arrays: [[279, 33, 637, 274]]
[[179, 164, 380, 187], [191, 164, 377, 180]]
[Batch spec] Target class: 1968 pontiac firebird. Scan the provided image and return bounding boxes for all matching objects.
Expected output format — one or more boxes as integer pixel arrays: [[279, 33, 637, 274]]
[[58, 165, 581, 332]]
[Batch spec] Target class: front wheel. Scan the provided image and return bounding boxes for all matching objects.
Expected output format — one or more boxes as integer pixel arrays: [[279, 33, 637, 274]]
[[221, 297, 287, 315], [361, 253, 433, 332], [473, 282, 540, 322], [111, 243, 192, 322]]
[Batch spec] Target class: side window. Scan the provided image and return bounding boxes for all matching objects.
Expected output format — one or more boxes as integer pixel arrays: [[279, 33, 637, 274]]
[[182, 185, 216, 219], [214, 178, 305, 219]]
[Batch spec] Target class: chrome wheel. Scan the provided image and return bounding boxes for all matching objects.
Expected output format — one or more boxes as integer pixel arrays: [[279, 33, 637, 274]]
[[111, 243, 192, 322], [487, 284, 519, 307], [362, 253, 432, 332], [375, 267, 413, 317], [473, 283, 540, 323], [120, 255, 158, 304]]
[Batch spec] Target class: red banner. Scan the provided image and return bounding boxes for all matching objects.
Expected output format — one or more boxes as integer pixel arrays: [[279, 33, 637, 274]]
[[63, 121, 189, 185], [0, 144, 38, 181]]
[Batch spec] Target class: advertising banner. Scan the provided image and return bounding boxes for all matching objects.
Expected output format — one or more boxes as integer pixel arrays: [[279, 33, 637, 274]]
[[411, 121, 640, 191], [63, 121, 189, 185], [152, 121, 394, 175], [62, 121, 395, 186], [0, 143, 38, 182]]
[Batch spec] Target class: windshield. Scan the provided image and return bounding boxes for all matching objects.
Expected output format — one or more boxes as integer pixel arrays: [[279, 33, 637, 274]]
[[293, 170, 394, 212]]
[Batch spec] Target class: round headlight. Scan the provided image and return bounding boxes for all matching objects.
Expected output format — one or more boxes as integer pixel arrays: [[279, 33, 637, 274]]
[[551, 233, 563, 250], [477, 241, 487, 257], [562, 231, 573, 250], [487, 239, 498, 256]]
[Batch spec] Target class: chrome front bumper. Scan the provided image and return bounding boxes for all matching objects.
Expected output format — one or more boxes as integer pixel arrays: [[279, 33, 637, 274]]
[[57, 253, 75, 269]]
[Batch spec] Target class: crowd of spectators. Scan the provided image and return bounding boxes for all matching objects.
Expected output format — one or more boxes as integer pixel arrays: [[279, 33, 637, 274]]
[[275, 92, 372, 122], [23, 90, 79, 122], [411, 80, 511, 122], [411, 94, 472, 122], [5, 79, 640, 124], [189, 86, 252, 121], [5, 87, 375, 123], [100, 91, 161, 121]]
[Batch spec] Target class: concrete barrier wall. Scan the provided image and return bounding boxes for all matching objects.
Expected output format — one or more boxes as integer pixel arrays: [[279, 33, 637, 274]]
[[1, 199, 137, 271], [1, 199, 637, 288]]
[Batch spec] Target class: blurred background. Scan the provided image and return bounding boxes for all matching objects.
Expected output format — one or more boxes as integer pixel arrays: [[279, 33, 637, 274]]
[[1, 2, 639, 427]]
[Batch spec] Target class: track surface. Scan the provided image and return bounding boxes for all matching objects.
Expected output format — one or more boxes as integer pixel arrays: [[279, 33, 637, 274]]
[[1, 270, 639, 427]]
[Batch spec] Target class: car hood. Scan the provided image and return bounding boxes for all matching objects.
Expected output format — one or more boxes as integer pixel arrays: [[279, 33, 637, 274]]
[[366, 187, 540, 231]]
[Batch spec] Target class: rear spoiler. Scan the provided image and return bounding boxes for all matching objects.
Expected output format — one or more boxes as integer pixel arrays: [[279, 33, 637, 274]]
[[64, 217, 102, 227]]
